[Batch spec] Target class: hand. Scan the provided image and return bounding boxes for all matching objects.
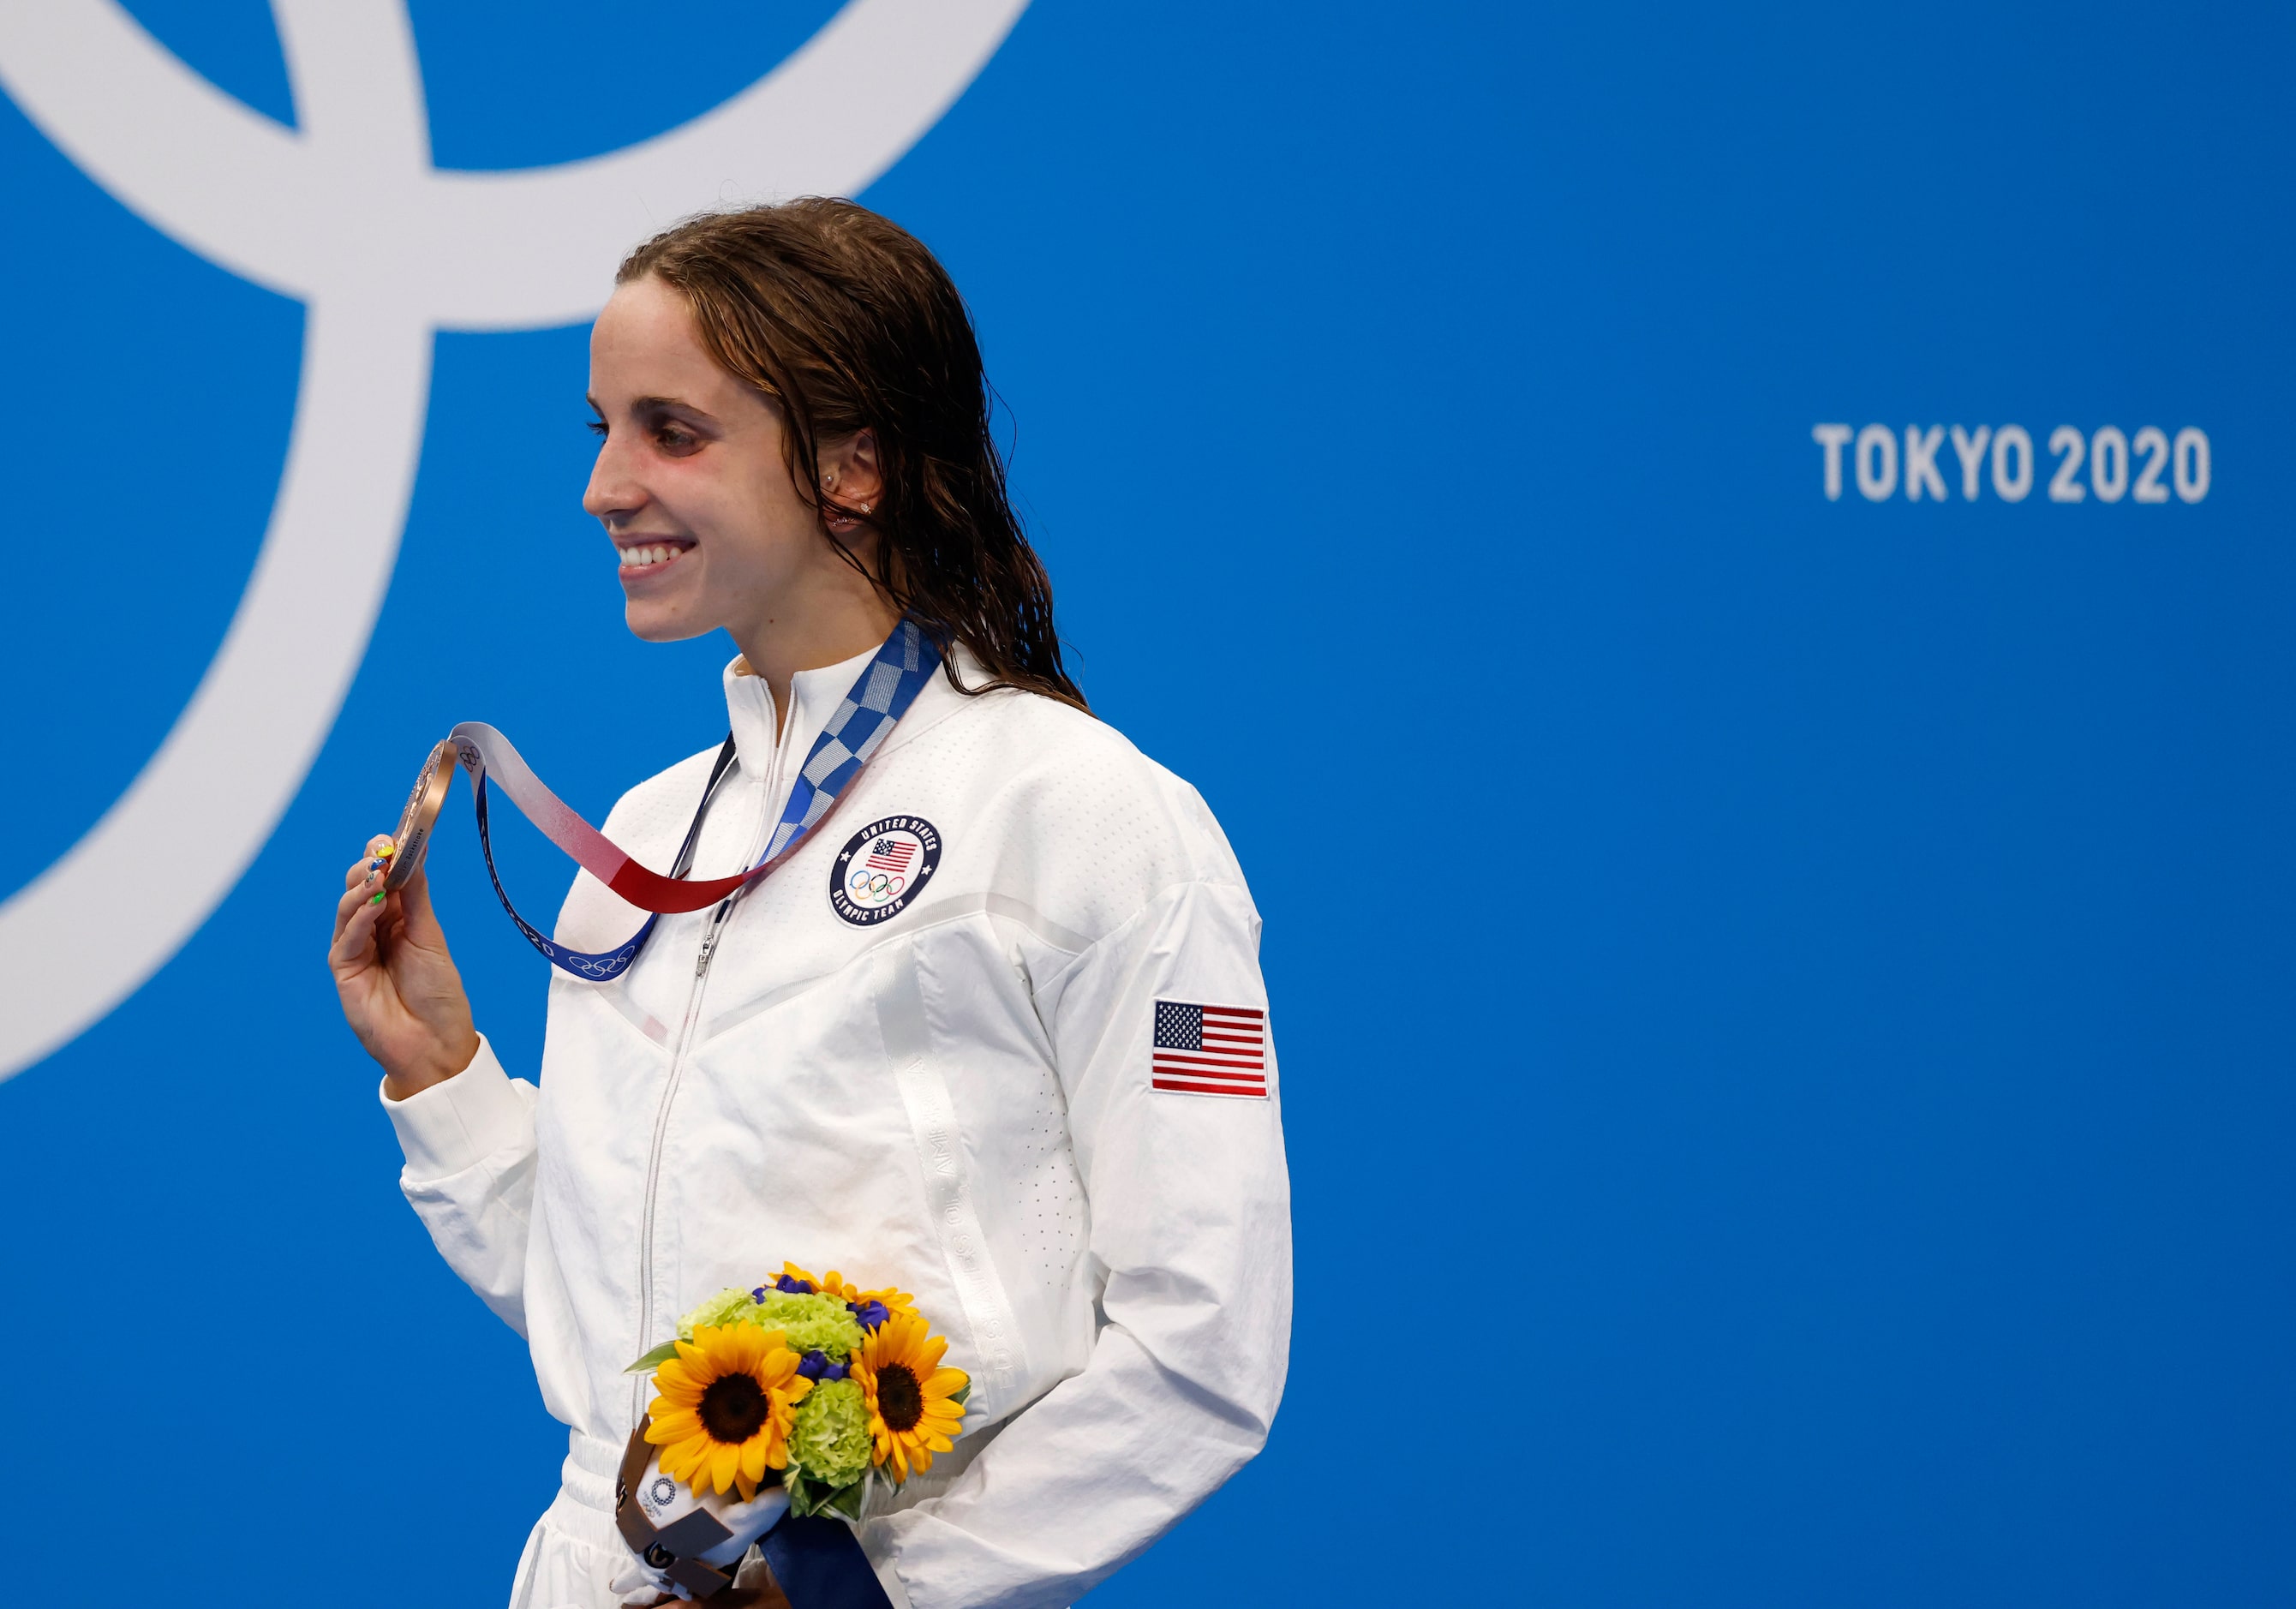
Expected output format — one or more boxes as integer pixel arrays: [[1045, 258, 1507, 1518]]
[[620, 1559, 792, 1608], [329, 835, 481, 1100]]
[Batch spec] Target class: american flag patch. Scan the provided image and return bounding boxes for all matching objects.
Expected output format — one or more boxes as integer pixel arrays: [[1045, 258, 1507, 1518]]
[[864, 838, 917, 875], [1152, 1001, 1268, 1098]]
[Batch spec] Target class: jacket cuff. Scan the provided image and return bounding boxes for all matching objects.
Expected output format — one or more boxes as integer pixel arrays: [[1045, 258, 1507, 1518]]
[[378, 1034, 527, 1180]]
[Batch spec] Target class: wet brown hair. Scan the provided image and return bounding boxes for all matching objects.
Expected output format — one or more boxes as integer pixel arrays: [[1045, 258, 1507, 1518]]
[[618, 199, 1085, 710]]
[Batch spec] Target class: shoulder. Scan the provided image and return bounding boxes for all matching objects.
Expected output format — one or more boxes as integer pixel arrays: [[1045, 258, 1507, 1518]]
[[891, 682, 1253, 943]]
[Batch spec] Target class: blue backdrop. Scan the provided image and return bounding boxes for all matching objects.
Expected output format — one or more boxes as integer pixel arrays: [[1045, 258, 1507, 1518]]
[[4, 3, 2293, 1603]]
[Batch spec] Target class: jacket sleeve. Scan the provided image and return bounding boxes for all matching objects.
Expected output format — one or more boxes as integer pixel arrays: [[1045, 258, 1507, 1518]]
[[864, 878, 1293, 1609], [378, 1033, 541, 1337]]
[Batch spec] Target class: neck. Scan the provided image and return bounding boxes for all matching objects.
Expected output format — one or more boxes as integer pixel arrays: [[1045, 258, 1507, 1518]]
[[730, 582, 900, 739]]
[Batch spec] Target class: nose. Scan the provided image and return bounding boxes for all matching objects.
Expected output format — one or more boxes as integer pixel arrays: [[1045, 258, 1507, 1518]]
[[583, 428, 643, 523]]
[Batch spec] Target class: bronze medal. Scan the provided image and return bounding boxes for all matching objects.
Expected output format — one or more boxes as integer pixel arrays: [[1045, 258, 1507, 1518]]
[[385, 739, 456, 893]]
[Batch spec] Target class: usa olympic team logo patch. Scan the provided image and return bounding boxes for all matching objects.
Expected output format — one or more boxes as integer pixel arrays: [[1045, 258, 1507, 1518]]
[[830, 816, 942, 925]]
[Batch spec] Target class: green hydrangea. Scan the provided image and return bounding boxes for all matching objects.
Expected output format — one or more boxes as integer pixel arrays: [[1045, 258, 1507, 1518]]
[[677, 1287, 760, 1337], [675, 1287, 864, 1361], [790, 1378, 872, 1487], [749, 1291, 865, 1361]]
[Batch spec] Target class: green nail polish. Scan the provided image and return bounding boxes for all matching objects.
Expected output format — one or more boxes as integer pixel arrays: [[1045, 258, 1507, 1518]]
[[370, 891, 385, 906]]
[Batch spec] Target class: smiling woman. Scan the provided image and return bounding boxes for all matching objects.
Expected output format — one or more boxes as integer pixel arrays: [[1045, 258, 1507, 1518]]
[[325, 199, 1292, 1609]]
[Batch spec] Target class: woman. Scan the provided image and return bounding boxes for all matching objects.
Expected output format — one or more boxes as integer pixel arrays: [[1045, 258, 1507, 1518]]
[[328, 200, 1290, 1609]]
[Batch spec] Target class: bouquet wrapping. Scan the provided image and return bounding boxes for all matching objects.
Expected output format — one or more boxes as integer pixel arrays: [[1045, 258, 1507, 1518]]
[[612, 1262, 970, 1599]]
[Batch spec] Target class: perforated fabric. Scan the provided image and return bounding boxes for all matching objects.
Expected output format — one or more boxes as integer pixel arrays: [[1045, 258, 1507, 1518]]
[[382, 649, 1291, 1609]]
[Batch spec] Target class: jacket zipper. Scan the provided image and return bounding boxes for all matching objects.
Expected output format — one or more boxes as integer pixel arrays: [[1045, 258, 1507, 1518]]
[[631, 743, 780, 1425]]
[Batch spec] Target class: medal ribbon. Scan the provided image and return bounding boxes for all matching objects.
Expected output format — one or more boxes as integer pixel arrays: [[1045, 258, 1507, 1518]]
[[449, 618, 940, 980]]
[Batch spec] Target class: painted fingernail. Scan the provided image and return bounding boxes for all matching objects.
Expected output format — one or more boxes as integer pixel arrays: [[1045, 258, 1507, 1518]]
[[370, 891, 385, 906], [370, 858, 387, 870]]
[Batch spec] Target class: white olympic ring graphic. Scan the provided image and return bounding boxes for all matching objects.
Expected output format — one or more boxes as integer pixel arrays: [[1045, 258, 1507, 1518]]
[[0, 0, 1028, 1080]]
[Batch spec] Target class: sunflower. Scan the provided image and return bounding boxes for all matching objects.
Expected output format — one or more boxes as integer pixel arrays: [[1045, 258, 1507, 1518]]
[[766, 1260, 826, 1296], [849, 1281, 918, 1324], [644, 1323, 814, 1501], [852, 1311, 968, 1481], [780, 1261, 917, 1328]]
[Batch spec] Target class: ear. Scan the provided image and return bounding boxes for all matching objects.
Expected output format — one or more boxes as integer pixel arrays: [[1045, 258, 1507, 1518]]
[[819, 428, 882, 514]]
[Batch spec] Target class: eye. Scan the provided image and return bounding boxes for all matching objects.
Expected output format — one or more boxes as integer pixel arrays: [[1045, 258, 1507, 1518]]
[[585, 419, 607, 437], [655, 422, 701, 454]]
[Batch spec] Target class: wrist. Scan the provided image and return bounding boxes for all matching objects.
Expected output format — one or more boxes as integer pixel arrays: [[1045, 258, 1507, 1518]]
[[381, 1028, 481, 1102]]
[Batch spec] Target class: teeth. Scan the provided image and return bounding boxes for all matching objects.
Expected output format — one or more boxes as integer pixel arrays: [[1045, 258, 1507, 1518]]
[[620, 544, 680, 568]]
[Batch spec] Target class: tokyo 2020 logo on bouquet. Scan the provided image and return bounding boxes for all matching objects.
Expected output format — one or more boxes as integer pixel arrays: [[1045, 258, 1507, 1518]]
[[0, 0, 1026, 1080]]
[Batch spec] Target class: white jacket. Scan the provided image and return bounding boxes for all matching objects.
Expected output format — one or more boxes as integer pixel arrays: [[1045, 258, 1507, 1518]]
[[382, 644, 1292, 1609]]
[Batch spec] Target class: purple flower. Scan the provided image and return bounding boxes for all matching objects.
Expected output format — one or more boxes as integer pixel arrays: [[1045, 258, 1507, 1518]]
[[847, 1299, 890, 1331], [775, 1274, 816, 1295], [796, 1350, 850, 1382], [750, 1287, 770, 1303]]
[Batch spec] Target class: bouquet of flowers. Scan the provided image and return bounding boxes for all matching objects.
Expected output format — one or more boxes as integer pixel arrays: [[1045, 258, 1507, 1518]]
[[624, 1262, 970, 1533]]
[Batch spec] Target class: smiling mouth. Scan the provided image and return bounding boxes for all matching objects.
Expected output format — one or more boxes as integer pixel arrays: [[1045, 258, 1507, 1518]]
[[616, 539, 694, 576]]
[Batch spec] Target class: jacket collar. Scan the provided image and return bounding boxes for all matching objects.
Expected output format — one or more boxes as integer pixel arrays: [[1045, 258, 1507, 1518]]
[[720, 639, 884, 782], [720, 636, 1008, 787]]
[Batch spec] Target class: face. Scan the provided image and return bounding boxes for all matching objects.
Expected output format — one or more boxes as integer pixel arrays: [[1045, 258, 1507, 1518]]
[[583, 274, 876, 645]]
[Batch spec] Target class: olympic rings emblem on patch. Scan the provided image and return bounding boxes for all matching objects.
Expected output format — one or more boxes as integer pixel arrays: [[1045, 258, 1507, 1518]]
[[828, 816, 942, 926]]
